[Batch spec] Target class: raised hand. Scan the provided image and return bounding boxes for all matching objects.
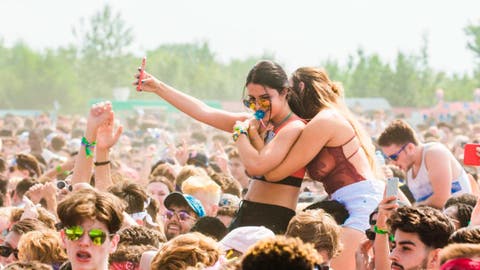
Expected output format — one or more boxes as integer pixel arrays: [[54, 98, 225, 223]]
[[88, 102, 113, 130], [96, 112, 123, 151], [133, 70, 160, 93], [25, 183, 44, 204]]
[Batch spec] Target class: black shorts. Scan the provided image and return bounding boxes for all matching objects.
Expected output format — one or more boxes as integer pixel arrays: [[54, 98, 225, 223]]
[[228, 200, 296, 234]]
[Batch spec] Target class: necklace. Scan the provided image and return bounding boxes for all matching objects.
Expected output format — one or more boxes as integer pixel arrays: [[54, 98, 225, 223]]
[[273, 111, 293, 130]]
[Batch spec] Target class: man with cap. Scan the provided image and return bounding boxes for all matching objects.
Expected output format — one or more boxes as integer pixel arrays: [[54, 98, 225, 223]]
[[163, 192, 206, 240]]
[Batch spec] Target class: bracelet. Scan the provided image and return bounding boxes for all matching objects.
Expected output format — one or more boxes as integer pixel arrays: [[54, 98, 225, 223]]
[[373, 225, 388, 234], [56, 165, 63, 173], [81, 137, 96, 158], [94, 160, 111, 166], [232, 126, 248, 142]]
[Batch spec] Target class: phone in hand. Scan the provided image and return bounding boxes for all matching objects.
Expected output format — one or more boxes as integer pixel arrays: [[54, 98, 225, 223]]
[[463, 143, 480, 166], [136, 57, 147, 91], [386, 177, 399, 198]]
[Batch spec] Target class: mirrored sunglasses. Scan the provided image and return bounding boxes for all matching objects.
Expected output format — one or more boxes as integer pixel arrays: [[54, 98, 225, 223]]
[[64, 225, 111, 246], [242, 97, 271, 110]]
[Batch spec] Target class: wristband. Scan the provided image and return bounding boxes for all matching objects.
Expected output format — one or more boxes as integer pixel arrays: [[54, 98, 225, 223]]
[[56, 165, 63, 173], [373, 225, 388, 234], [232, 125, 248, 142], [81, 137, 96, 158], [94, 160, 111, 166]]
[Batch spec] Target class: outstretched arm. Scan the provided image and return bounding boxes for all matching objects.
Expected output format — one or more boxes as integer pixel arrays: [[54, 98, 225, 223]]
[[134, 70, 249, 132]]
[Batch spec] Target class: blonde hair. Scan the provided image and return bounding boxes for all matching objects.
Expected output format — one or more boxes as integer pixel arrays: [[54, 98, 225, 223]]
[[150, 232, 220, 270], [439, 243, 480, 265], [286, 209, 343, 259], [181, 176, 221, 206], [175, 165, 208, 189], [17, 229, 67, 264]]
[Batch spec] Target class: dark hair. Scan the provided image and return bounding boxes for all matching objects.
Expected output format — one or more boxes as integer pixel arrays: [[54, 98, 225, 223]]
[[15, 178, 37, 199], [190, 216, 228, 241], [245, 60, 289, 93], [388, 206, 454, 248], [377, 119, 419, 146], [108, 181, 148, 214], [444, 194, 478, 209], [3, 261, 53, 270], [241, 236, 323, 270], [118, 226, 166, 246], [303, 199, 349, 225], [10, 218, 48, 235], [448, 226, 480, 244], [14, 154, 42, 178]]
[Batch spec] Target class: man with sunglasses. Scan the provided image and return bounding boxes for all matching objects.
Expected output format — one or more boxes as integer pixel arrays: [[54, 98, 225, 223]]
[[163, 192, 206, 240], [57, 188, 124, 270], [378, 120, 472, 209]]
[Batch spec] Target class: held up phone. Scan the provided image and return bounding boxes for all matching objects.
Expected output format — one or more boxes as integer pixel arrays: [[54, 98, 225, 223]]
[[463, 143, 480, 166], [136, 57, 147, 91], [386, 177, 399, 198]]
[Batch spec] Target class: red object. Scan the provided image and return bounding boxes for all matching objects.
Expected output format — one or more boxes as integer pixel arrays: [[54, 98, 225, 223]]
[[136, 57, 146, 91], [463, 143, 480, 166]]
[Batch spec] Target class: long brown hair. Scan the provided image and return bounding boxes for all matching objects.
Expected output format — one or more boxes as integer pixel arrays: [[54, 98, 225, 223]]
[[290, 67, 375, 169]]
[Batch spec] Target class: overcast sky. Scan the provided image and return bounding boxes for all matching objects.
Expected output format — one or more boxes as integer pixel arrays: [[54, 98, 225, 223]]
[[1, 0, 479, 74]]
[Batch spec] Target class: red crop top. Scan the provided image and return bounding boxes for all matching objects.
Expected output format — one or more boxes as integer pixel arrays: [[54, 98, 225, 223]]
[[306, 136, 366, 194], [252, 116, 306, 187]]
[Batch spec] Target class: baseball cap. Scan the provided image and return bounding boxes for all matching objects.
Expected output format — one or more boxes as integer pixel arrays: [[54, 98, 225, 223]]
[[187, 151, 209, 168], [219, 226, 274, 254], [164, 192, 206, 218]]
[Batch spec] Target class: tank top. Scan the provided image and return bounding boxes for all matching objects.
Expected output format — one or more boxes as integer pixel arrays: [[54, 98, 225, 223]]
[[407, 142, 472, 202]]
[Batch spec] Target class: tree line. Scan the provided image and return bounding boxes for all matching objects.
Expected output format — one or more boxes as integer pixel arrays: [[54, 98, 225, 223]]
[[0, 5, 479, 113]]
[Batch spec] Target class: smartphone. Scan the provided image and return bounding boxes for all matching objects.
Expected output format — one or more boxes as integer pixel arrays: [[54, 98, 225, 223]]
[[463, 143, 480, 166], [136, 57, 147, 91], [386, 177, 399, 198]]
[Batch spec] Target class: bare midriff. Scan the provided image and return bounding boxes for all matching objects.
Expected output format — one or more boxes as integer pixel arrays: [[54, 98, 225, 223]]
[[244, 180, 300, 210]]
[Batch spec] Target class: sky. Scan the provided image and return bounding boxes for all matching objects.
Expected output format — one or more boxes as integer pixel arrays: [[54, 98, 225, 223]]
[[1, 0, 479, 75]]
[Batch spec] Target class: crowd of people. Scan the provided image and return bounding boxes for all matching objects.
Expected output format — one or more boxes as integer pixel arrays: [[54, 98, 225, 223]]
[[0, 60, 477, 269]]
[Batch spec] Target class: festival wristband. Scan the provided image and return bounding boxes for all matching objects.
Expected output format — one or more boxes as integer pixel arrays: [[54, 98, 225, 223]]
[[373, 225, 388, 234], [232, 126, 248, 142], [94, 160, 111, 166], [81, 137, 96, 158]]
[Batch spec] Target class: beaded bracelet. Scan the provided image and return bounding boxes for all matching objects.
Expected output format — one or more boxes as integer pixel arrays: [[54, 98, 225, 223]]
[[81, 137, 96, 158], [232, 126, 248, 142]]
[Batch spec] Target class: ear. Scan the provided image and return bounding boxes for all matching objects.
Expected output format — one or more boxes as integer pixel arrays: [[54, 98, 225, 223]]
[[60, 229, 67, 248], [298, 81, 305, 91], [109, 234, 120, 254], [427, 248, 441, 269]]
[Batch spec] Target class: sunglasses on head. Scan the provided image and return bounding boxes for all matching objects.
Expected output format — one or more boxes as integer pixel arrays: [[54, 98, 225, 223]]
[[387, 143, 409, 161], [0, 245, 18, 259], [64, 225, 111, 246], [242, 97, 271, 110], [164, 209, 193, 221]]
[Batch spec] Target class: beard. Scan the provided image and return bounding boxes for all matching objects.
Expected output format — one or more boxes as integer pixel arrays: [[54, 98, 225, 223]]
[[393, 256, 429, 270]]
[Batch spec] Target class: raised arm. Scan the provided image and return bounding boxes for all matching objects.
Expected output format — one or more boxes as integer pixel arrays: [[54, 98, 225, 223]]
[[94, 111, 123, 191], [135, 70, 249, 132], [234, 119, 305, 176], [71, 101, 113, 186]]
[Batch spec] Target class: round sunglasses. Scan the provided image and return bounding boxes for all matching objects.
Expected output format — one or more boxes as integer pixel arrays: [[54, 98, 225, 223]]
[[164, 209, 194, 222], [242, 97, 271, 110], [64, 225, 113, 246]]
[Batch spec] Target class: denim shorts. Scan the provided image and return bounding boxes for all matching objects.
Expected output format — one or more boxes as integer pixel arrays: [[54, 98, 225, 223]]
[[331, 179, 384, 231]]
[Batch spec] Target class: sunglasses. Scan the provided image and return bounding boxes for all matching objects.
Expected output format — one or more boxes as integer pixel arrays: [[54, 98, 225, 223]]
[[56, 180, 73, 192], [386, 143, 409, 161], [364, 228, 395, 242], [64, 225, 112, 246], [242, 97, 271, 110], [0, 245, 18, 259], [164, 209, 194, 221]]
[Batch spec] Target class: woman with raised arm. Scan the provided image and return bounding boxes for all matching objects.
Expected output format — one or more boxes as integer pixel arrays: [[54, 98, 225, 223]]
[[262, 67, 384, 270], [135, 60, 306, 234]]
